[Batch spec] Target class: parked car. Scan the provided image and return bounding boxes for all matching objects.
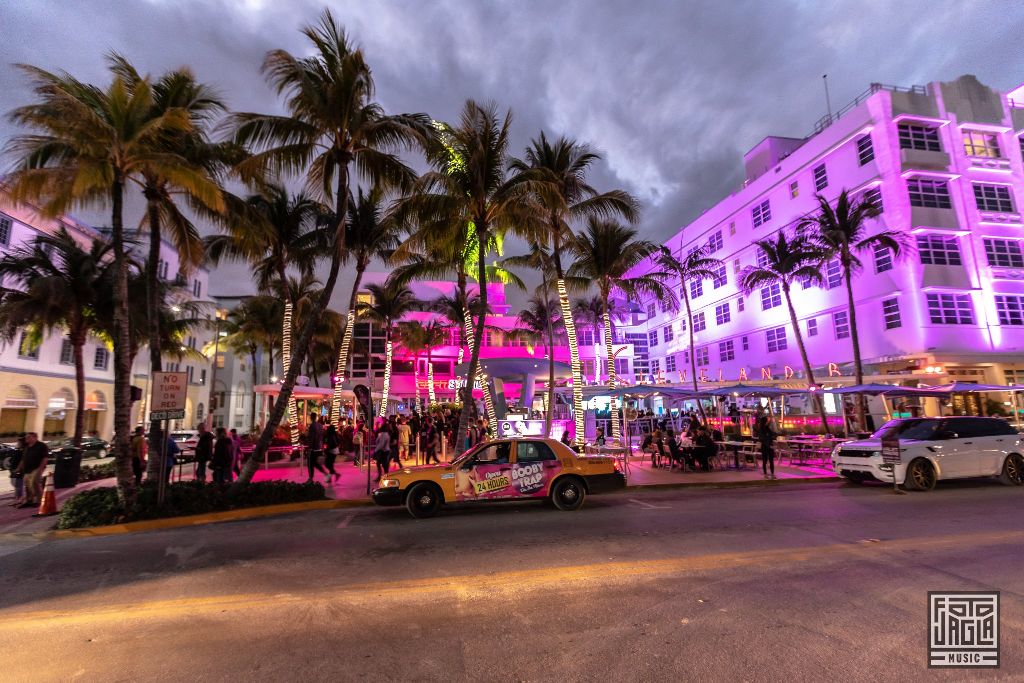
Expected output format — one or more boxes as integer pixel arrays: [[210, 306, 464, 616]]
[[169, 430, 200, 457], [1, 443, 19, 470], [373, 437, 625, 518], [46, 435, 110, 461], [831, 416, 1024, 491]]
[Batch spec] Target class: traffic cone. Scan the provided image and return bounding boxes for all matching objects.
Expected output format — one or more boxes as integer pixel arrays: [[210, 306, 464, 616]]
[[34, 474, 58, 517]]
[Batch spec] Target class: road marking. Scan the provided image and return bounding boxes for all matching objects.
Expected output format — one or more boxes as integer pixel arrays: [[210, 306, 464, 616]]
[[3, 528, 1022, 628], [629, 498, 670, 509], [337, 513, 356, 529]]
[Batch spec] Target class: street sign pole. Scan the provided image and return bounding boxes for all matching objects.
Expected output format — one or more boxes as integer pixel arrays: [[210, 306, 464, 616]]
[[157, 419, 168, 505]]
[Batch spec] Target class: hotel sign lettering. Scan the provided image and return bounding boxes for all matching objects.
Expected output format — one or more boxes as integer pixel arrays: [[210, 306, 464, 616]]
[[678, 363, 843, 384]]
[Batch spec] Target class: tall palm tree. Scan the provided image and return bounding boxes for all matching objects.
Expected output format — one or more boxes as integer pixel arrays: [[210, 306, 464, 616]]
[[5, 63, 200, 499], [509, 132, 640, 446], [402, 100, 541, 447], [426, 291, 488, 368], [654, 244, 723, 415], [568, 218, 669, 444], [799, 190, 902, 429], [229, 9, 432, 484], [0, 229, 113, 446], [356, 279, 419, 416], [511, 294, 565, 435], [330, 185, 401, 422], [396, 320, 429, 411], [740, 230, 831, 433]]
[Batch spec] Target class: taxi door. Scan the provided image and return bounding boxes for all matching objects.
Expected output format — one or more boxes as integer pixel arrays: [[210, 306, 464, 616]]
[[510, 440, 562, 498], [453, 441, 515, 501]]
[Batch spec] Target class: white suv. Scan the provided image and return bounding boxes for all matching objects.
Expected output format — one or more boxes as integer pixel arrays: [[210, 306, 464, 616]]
[[832, 417, 1023, 491]]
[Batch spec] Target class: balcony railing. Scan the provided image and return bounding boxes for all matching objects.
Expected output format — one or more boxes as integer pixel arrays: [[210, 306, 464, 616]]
[[811, 83, 927, 137]]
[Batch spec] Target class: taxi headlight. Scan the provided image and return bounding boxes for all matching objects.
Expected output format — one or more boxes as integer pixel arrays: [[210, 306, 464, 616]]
[[379, 478, 400, 489]]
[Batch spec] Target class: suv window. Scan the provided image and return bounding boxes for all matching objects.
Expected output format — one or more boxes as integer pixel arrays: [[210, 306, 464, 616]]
[[516, 441, 557, 462], [948, 417, 1016, 438]]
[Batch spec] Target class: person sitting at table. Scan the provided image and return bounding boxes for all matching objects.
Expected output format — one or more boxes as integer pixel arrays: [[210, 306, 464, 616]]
[[595, 427, 606, 447], [650, 428, 667, 467], [665, 429, 685, 469], [692, 424, 718, 471]]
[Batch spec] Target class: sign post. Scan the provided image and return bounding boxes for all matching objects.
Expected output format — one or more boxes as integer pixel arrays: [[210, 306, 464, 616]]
[[150, 372, 187, 504], [881, 435, 905, 495]]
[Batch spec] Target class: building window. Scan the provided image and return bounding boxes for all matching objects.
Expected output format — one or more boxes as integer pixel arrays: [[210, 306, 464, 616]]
[[907, 178, 952, 209], [741, 336, 749, 351], [614, 358, 630, 375], [790, 181, 799, 198], [926, 293, 974, 325], [665, 355, 676, 373], [766, 326, 787, 352], [93, 346, 109, 370], [916, 235, 961, 266], [973, 184, 1015, 213], [662, 325, 674, 343], [736, 296, 745, 312], [648, 330, 659, 348], [751, 199, 771, 227], [962, 130, 1001, 158], [17, 332, 39, 359], [984, 238, 1024, 268], [813, 163, 828, 191], [714, 302, 731, 325], [0, 214, 11, 246], [59, 339, 74, 365], [856, 134, 875, 165], [650, 358, 660, 375], [696, 346, 710, 366], [646, 302, 655, 318], [692, 311, 706, 332], [760, 283, 782, 310], [733, 258, 741, 274], [719, 340, 735, 362], [729, 221, 736, 235], [898, 122, 941, 152], [833, 310, 850, 339], [707, 231, 723, 253], [659, 299, 671, 314], [882, 298, 901, 329], [873, 242, 893, 273], [863, 187, 883, 212], [711, 264, 727, 289], [755, 248, 769, 268], [186, 366, 194, 383], [200, 368, 208, 385], [683, 349, 689, 364], [825, 258, 843, 289], [689, 278, 703, 299], [807, 318, 818, 337], [995, 295, 1024, 326], [192, 279, 202, 298]]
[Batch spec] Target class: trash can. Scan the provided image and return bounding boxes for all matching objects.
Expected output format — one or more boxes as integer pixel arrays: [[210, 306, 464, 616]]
[[53, 447, 83, 489]]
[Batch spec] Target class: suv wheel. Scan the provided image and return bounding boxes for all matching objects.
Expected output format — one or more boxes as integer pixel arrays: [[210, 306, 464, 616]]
[[999, 453, 1023, 486], [405, 482, 442, 518], [550, 477, 586, 511], [905, 458, 936, 492]]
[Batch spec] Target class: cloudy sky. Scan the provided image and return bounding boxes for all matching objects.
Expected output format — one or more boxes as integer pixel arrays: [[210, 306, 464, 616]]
[[3, 0, 1022, 306]]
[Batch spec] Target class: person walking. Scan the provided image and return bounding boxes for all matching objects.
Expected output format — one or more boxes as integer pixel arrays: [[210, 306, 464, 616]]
[[161, 429, 181, 485], [194, 423, 213, 482], [130, 426, 146, 487], [7, 436, 25, 507], [15, 432, 48, 509], [397, 417, 412, 464], [323, 423, 341, 483], [373, 423, 391, 482], [388, 418, 401, 470], [756, 411, 778, 479], [230, 428, 243, 476], [306, 414, 329, 483], [212, 427, 233, 485]]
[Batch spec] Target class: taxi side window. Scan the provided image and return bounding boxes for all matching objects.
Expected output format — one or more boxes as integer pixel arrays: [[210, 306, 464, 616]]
[[476, 442, 511, 464], [517, 441, 556, 462]]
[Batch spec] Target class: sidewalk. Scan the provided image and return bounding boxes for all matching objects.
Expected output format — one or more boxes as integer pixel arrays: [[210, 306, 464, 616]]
[[0, 455, 837, 537]]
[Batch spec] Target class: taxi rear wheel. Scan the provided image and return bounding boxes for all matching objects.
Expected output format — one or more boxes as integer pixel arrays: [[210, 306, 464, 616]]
[[550, 477, 586, 511], [406, 482, 442, 518]]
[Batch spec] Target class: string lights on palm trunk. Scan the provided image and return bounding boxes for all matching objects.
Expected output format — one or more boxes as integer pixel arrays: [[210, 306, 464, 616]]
[[557, 279, 585, 446], [330, 310, 355, 424], [282, 301, 299, 448]]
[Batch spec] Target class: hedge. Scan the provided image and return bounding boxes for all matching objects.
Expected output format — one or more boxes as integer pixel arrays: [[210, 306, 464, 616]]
[[56, 480, 327, 529]]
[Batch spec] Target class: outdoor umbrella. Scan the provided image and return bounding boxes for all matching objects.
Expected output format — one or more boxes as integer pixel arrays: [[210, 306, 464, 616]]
[[702, 383, 809, 397]]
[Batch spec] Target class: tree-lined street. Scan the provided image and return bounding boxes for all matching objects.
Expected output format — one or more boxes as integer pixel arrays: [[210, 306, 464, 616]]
[[2, 481, 1021, 681]]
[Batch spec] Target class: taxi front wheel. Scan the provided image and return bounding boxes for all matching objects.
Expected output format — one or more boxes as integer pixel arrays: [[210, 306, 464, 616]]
[[406, 483, 442, 518], [551, 477, 586, 511]]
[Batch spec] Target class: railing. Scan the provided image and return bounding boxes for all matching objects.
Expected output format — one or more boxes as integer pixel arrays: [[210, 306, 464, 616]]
[[1009, 98, 1022, 109], [811, 83, 927, 136]]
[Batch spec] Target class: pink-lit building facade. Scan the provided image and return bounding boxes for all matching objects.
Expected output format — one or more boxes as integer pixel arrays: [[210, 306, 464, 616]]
[[627, 75, 1024, 413]]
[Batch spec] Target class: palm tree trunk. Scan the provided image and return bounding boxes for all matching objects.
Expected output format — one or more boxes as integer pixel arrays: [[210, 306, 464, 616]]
[[784, 285, 831, 435], [281, 299, 299, 447], [545, 301, 556, 437], [249, 347, 259, 430], [843, 267, 867, 430], [426, 345, 437, 406], [236, 167, 351, 488], [379, 329, 393, 417], [144, 195, 165, 479], [413, 352, 422, 412], [602, 292, 621, 445], [683, 291, 706, 420], [72, 331, 86, 447], [109, 177, 135, 502], [331, 263, 365, 423], [551, 235, 584, 447], [457, 232, 491, 450]]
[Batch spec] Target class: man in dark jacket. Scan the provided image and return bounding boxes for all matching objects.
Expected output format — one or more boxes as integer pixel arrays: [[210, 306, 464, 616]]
[[15, 433, 48, 508], [195, 423, 213, 482], [212, 427, 233, 484]]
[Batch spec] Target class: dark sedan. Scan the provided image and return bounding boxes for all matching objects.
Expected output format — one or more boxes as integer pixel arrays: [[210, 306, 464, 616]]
[[46, 436, 110, 461]]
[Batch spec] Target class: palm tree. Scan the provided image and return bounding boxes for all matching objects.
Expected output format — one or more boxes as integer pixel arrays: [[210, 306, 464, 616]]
[[799, 190, 903, 429], [396, 320, 429, 411], [509, 132, 639, 446], [654, 244, 723, 415], [356, 279, 419, 416], [330, 185, 402, 422], [5, 63, 200, 499], [217, 296, 283, 428], [511, 294, 565, 435], [402, 100, 541, 447], [740, 230, 831, 433], [427, 291, 488, 368], [229, 9, 432, 484], [572, 294, 628, 385], [0, 229, 113, 446], [568, 218, 669, 445], [421, 320, 447, 407]]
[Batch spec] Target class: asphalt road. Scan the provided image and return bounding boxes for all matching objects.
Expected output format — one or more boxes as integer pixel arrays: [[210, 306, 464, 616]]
[[1, 480, 1022, 682]]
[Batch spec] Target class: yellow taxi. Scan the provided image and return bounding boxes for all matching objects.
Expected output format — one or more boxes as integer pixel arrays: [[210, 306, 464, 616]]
[[372, 437, 625, 518]]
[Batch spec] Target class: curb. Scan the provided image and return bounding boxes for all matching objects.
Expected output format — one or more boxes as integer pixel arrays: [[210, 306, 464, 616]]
[[624, 475, 839, 492]]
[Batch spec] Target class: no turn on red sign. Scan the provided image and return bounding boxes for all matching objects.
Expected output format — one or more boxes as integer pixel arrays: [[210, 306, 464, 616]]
[[150, 372, 187, 420]]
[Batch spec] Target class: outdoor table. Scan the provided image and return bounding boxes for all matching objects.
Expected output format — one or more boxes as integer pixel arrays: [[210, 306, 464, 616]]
[[717, 440, 749, 469]]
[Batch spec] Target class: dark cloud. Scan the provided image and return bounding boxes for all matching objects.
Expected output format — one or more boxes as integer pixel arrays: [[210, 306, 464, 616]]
[[2, 0, 1022, 307]]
